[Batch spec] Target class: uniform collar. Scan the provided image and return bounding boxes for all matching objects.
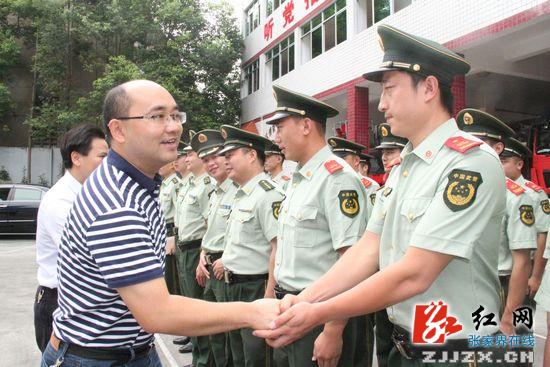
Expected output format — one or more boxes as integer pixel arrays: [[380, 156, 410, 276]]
[[239, 172, 267, 196], [515, 175, 527, 185], [296, 145, 332, 180], [108, 149, 161, 193], [402, 118, 458, 165], [217, 178, 233, 193], [162, 172, 178, 186]]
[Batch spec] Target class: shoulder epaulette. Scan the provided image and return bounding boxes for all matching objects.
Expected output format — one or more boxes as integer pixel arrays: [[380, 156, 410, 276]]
[[259, 179, 275, 191], [324, 160, 343, 174], [445, 136, 483, 154], [204, 176, 211, 185], [361, 178, 372, 188], [525, 180, 543, 192], [506, 178, 525, 196]]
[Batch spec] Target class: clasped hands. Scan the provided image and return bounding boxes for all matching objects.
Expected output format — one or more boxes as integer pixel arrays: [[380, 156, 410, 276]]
[[251, 294, 320, 348]]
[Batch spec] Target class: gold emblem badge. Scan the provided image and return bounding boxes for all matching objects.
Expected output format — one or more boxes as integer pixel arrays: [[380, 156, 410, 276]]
[[540, 199, 550, 214], [272, 201, 282, 220], [519, 205, 535, 226], [329, 139, 337, 147], [221, 128, 228, 139], [380, 125, 389, 137], [443, 169, 483, 212], [463, 112, 474, 125], [198, 133, 207, 143], [378, 35, 385, 52], [338, 190, 360, 218]]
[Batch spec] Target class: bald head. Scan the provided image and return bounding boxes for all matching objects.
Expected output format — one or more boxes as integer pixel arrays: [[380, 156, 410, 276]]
[[102, 80, 170, 139]]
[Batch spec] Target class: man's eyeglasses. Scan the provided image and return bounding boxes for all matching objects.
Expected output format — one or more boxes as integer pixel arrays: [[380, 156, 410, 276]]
[[115, 111, 187, 125]]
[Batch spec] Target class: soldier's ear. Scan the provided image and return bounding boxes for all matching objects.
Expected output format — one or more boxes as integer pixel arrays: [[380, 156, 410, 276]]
[[301, 117, 313, 136]]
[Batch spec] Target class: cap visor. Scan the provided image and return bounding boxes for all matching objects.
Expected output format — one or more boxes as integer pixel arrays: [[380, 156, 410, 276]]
[[198, 146, 222, 158], [362, 67, 398, 82], [217, 144, 242, 156], [264, 112, 292, 125], [374, 142, 405, 150]]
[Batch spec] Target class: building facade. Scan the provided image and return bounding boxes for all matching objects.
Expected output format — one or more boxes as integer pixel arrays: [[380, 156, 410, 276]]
[[239, 0, 550, 154]]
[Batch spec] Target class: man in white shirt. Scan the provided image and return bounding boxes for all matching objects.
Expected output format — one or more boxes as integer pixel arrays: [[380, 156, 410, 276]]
[[34, 124, 108, 352]]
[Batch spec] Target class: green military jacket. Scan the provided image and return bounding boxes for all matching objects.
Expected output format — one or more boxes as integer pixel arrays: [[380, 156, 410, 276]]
[[201, 178, 238, 253], [159, 172, 180, 222], [516, 175, 550, 234], [367, 119, 505, 338], [176, 172, 215, 243], [498, 179, 537, 274], [222, 172, 284, 274], [274, 146, 367, 291]]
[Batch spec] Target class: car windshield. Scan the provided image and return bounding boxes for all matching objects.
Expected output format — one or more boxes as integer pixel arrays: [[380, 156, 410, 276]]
[[13, 188, 42, 201]]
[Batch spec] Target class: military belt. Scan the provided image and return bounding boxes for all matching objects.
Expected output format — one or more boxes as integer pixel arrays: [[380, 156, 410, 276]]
[[223, 270, 268, 285], [273, 284, 301, 300], [204, 251, 223, 266], [177, 239, 202, 251], [391, 324, 478, 360]]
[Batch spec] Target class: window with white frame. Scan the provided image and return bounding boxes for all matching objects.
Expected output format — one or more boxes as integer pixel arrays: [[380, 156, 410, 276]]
[[301, 0, 346, 63], [266, 0, 287, 16], [265, 34, 295, 82], [366, 0, 412, 28], [243, 59, 260, 96], [245, 0, 261, 36]]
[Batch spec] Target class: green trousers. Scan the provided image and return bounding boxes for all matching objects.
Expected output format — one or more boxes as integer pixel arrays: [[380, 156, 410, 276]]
[[225, 278, 272, 367], [204, 274, 231, 367], [176, 245, 211, 367], [164, 254, 181, 295], [273, 315, 367, 367], [375, 309, 394, 367]]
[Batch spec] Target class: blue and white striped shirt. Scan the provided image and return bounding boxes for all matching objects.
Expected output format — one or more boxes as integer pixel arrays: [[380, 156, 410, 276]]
[[52, 150, 166, 348]]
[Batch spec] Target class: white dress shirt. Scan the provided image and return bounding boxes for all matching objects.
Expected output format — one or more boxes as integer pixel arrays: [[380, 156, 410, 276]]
[[36, 170, 81, 288]]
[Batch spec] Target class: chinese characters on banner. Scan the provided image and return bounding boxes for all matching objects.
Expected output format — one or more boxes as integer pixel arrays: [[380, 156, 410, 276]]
[[263, 0, 323, 42], [411, 301, 535, 350]]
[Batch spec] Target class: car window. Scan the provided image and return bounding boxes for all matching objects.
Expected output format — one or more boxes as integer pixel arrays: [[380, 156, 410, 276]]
[[0, 188, 10, 201], [13, 188, 42, 201]]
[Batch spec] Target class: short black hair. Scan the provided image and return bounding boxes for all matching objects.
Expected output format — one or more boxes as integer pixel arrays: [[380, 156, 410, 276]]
[[409, 73, 454, 115], [242, 147, 266, 166], [59, 124, 106, 169], [103, 84, 132, 139]]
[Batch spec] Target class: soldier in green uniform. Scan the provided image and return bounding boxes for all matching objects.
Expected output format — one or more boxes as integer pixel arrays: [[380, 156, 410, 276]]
[[159, 156, 181, 296], [265, 86, 368, 367], [457, 109, 537, 339], [255, 25, 507, 367], [265, 140, 290, 188], [218, 124, 285, 367], [501, 137, 550, 302], [370, 122, 408, 367], [192, 129, 237, 367], [175, 137, 216, 366]]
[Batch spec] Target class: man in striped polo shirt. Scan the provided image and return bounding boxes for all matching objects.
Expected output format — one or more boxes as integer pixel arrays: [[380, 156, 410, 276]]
[[41, 80, 280, 367]]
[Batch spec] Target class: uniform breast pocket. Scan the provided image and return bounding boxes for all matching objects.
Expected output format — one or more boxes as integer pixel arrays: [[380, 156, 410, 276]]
[[218, 207, 231, 222], [287, 205, 318, 248], [232, 209, 255, 243], [400, 197, 431, 224], [186, 194, 200, 212]]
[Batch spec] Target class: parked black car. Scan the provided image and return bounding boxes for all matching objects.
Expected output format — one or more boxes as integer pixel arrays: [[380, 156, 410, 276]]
[[0, 184, 49, 234]]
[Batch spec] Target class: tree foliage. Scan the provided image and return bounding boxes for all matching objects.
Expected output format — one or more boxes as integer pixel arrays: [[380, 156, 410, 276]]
[[1, 0, 243, 143]]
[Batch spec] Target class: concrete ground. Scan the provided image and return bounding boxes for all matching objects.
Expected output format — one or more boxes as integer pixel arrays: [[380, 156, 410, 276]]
[[0, 237, 546, 366]]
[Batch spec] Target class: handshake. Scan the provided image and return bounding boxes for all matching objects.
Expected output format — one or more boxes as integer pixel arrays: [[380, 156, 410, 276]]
[[248, 294, 321, 348]]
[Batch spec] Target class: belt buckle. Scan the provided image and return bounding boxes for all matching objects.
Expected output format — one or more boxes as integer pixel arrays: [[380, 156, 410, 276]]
[[224, 270, 232, 284], [391, 333, 413, 360]]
